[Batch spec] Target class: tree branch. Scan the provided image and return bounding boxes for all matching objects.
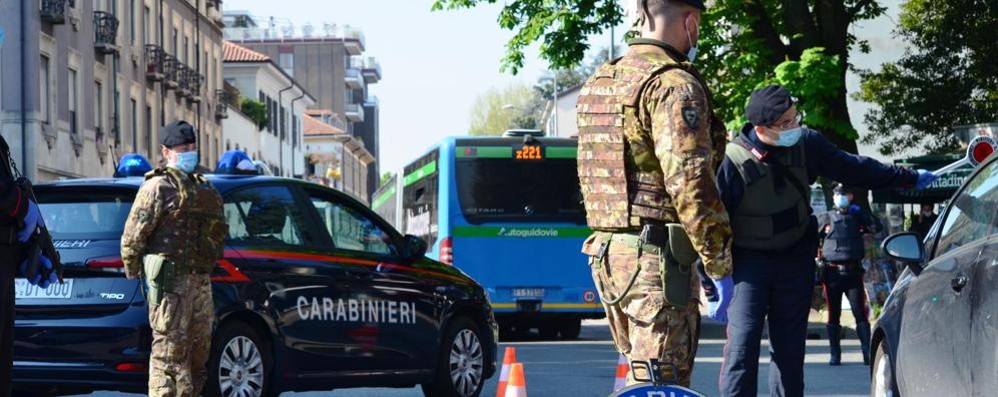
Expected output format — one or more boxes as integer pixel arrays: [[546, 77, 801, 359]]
[[743, 0, 789, 65]]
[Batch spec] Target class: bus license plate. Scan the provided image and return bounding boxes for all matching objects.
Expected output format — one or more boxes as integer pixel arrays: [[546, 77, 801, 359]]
[[512, 288, 545, 298], [15, 278, 74, 299]]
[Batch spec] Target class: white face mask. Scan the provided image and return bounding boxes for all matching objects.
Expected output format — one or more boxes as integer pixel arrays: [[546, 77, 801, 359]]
[[685, 15, 700, 62]]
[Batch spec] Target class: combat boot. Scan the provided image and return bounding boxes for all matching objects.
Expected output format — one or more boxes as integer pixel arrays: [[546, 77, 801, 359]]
[[857, 322, 872, 366], [827, 324, 842, 366]]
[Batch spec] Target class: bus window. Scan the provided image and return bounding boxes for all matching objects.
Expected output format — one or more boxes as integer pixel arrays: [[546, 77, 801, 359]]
[[402, 150, 440, 247], [455, 149, 584, 224]]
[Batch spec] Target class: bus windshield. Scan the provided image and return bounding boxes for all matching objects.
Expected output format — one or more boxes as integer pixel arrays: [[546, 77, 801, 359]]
[[455, 156, 585, 224]]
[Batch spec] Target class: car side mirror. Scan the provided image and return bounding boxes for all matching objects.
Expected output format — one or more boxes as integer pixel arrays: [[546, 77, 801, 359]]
[[403, 235, 428, 263], [881, 232, 926, 276]]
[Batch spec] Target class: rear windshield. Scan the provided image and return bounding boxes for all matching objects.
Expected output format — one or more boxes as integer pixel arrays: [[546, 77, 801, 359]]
[[455, 146, 585, 224], [36, 188, 136, 240]]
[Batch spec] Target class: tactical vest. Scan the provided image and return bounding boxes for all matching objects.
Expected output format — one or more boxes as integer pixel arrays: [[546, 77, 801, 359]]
[[726, 136, 811, 251], [144, 168, 227, 273], [577, 54, 695, 231], [821, 211, 865, 262]]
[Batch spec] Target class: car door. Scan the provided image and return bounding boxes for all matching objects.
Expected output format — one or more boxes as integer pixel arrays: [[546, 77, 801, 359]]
[[301, 185, 444, 372], [897, 161, 998, 396], [962, 161, 998, 396], [221, 184, 355, 372]]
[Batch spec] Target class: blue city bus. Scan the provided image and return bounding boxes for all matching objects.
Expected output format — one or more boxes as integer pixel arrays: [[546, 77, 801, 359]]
[[373, 132, 602, 339]]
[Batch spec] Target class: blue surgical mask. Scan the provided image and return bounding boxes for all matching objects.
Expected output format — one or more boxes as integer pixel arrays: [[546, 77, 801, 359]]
[[173, 151, 199, 174], [775, 127, 803, 147], [834, 195, 849, 208], [686, 17, 700, 62]]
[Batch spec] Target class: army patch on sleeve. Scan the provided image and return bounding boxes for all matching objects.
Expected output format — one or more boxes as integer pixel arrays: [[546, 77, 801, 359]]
[[137, 209, 151, 223], [681, 106, 700, 130]]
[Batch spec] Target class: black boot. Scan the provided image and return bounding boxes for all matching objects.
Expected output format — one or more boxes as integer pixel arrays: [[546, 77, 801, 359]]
[[827, 324, 842, 366], [857, 322, 872, 366]]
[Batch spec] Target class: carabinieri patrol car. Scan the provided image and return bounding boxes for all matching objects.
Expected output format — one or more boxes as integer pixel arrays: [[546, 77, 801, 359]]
[[13, 154, 497, 397]]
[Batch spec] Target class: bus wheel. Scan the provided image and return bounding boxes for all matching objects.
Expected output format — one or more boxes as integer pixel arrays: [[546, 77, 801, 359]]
[[560, 318, 582, 340]]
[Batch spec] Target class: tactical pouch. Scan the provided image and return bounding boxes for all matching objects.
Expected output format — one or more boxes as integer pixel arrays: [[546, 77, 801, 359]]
[[661, 224, 697, 308], [143, 254, 175, 305]]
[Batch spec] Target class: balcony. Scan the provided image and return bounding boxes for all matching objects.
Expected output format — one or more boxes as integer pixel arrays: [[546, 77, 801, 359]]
[[190, 72, 204, 102], [144, 45, 166, 81], [215, 90, 230, 119], [345, 68, 363, 89], [345, 103, 364, 122], [176, 65, 191, 97], [163, 55, 180, 90], [41, 0, 71, 24], [93, 11, 119, 54], [361, 57, 381, 84]]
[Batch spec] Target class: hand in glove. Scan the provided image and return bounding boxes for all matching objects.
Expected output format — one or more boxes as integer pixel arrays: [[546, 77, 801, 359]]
[[20, 254, 58, 288], [17, 200, 43, 243], [708, 276, 735, 323], [915, 169, 938, 190]]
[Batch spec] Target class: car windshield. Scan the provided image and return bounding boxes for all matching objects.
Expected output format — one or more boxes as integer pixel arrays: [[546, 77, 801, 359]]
[[37, 190, 135, 241]]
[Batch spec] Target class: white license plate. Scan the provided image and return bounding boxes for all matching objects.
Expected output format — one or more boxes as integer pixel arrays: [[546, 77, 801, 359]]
[[15, 278, 74, 299], [512, 288, 545, 298]]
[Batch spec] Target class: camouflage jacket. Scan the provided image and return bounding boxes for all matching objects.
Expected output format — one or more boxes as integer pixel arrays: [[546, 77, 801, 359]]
[[577, 39, 732, 279], [121, 167, 227, 276]]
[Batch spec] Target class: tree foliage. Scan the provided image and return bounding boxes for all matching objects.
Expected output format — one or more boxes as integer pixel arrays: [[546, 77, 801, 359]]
[[434, 0, 889, 154], [856, 0, 998, 157], [240, 98, 268, 130], [468, 82, 539, 135]]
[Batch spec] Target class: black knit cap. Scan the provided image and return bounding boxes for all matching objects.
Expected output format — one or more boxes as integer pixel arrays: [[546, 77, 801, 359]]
[[160, 120, 197, 148], [676, 0, 707, 10], [746, 85, 794, 126]]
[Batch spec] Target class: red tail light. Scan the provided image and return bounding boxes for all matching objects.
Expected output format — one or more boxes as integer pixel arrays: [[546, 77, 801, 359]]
[[439, 237, 453, 266], [114, 362, 148, 372], [86, 257, 124, 272]]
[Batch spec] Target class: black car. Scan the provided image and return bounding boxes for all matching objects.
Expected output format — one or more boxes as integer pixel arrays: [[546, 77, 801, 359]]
[[873, 154, 998, 396], [14, 175, 497, 397]]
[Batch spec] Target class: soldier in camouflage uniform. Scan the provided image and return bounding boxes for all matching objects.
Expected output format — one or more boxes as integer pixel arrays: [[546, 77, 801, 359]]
[[577, 0, 733, 387], [121, 121, 228, 397]]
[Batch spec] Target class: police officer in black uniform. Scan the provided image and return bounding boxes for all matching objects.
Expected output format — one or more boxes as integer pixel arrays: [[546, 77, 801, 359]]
[[715, 85, 938, 397], [817, 184, 879, 366], [0, 136, 55, 397]]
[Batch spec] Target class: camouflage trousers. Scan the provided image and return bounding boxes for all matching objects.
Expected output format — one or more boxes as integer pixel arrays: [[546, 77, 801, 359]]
[[147, 273, 214, 397], [583, 233, 701, 387]]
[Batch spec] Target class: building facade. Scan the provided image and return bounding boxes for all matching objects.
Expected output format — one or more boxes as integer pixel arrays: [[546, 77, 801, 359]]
[[0, 0, 226, 180], [222, 11, 382, 200], [221, 42, 314, 177], [303, 114, 374, 203]]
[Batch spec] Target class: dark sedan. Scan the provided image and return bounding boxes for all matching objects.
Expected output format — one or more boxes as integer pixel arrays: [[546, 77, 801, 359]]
[[14, 175, 497, 397], [873, 153, 998, 396]]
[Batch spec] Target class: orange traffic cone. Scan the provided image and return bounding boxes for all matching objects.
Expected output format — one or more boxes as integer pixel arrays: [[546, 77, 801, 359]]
[[496, 347, 516, 397], [504, 363, 527, 397], [613, 354, 630, 391]]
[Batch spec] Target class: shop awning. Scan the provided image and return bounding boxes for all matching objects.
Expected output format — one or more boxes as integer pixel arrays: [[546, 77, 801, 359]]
[[872, 153, 970, 204]]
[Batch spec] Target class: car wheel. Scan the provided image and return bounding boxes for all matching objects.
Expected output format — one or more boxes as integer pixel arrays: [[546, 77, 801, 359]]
[[205, 320, 274, 397], [871, 340, 900, 397], [422, 317, 486, 397], [559, 318, 582, 340]]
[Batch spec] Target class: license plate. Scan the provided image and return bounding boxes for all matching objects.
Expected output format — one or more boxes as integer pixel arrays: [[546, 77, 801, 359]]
[[512, 288, 545, 298], [15, 278, 74, 299]]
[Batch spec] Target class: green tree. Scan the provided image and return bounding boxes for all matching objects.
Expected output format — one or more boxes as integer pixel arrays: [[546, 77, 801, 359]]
[[856, 0, 998, 157], [433, 0, 889, 154], [468, 82, 539, 135], [381, 172, 395, 185]]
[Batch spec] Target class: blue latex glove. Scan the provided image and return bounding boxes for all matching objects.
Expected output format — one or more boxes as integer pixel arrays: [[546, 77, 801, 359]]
[[915, 169, 938, 190], [707, 276, 734, 323], [17, 201, 42, 243], [848, 204, 861, 214], [20, 254, 54, 287]]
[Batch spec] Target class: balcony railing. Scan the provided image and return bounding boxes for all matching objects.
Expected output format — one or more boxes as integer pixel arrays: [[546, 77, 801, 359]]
[[145, 45, 166, 81], [94, 11, 119, 54], [176, 64, 191, 97], [41, 0, 71, 24], [345, 68, 363, 89], [345, 103, 364, 122], [215, 90, 230, 119], [190, 72, 204, 102], [163, 55, 180, 89]]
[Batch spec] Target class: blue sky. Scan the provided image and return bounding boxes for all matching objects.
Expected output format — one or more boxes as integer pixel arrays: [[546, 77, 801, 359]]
[[227, 0, 626, 173]]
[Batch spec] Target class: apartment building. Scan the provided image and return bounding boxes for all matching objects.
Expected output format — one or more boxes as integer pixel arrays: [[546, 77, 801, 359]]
[[0, 0, 226, 180], [303, 114, 374, 203], [222, 11, 382, 200], [221, 41, 315, 177]]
